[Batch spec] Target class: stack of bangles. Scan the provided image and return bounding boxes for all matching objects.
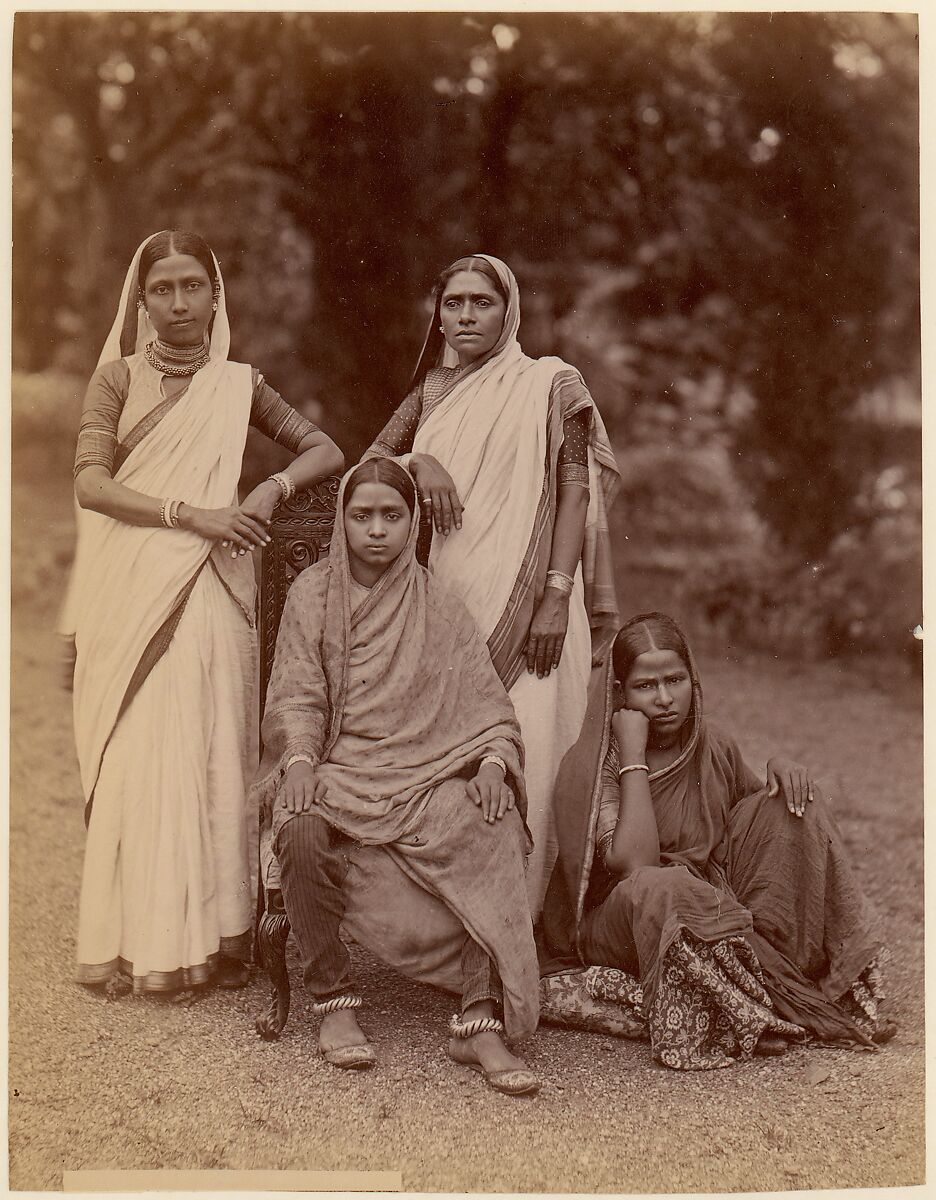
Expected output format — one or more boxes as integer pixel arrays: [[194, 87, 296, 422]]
[[159, 498, 184, 529], [268, 471, 296, 504], [545, 569, 575, 596], [618, 763, 650, 780]]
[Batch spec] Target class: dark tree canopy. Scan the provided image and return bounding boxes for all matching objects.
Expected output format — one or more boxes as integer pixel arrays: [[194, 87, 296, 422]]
[[13, 11, 919, 558]]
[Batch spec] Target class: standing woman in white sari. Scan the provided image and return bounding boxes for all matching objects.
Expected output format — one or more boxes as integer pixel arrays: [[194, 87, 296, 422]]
[[66, 230, 344, 994], [364, 255, 620, 916]]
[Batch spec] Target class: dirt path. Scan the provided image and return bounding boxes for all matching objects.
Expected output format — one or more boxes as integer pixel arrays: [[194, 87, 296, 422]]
[[9, 475, 924, 1193]]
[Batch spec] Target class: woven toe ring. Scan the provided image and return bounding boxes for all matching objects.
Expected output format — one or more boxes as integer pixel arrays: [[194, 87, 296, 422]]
[[312, 993, 363, 1017], [450, 1014, 505, 1039]]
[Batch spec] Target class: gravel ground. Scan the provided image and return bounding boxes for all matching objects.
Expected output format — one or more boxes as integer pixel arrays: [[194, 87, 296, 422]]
[[9, 469, 924, 1193]]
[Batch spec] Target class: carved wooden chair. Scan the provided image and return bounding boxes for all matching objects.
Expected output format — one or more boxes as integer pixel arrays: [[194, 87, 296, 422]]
[[254, 477, 339, 1040]]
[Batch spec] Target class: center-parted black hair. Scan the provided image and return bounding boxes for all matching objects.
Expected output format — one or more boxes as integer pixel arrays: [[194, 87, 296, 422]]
[[408, 255, 510, 393], [612, 612, 693, 685], [342, 459, 417, 516], [138, 230, 218, 292], [432, 255, 508, 305]]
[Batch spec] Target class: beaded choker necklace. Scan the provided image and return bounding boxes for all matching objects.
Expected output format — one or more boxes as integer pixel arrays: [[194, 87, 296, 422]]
[[144, 336, 211, 377]]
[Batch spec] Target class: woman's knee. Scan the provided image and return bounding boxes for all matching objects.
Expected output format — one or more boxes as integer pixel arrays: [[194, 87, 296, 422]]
[[273, 811, 331, 867]]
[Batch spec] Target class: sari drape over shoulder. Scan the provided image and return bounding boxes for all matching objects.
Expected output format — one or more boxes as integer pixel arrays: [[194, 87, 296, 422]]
[[540, 636, 887, 1069], [71, 234, 318, 994], [71, 237, 257, 991], [363, 254, 621, 916], [254, 468, 539, 1039]]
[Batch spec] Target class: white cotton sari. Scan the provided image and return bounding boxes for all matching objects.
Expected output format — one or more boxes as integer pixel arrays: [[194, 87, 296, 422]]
[[406, 255, 621, 916], [68, 235, 258, 991]]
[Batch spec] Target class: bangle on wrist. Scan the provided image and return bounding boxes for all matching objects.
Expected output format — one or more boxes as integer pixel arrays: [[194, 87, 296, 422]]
[[480, 754, 508, 777], [284, 753, 316, 774], [617, 763, 650, 779], [545, 569, 575, 597], [268, 472, 296, 505], [160, 498, 185, 529]]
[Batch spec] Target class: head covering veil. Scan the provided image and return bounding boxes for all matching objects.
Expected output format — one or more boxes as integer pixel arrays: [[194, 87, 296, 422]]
[[64, 231, 254, 811], [408, 253, 521, 390], [255, 463, 528, 848], [406, 253, 621, 682], [96, 232, 231, 367]]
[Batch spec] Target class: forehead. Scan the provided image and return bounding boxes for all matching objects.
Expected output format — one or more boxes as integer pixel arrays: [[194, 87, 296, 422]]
[[144, 253, 211, 286], [346, 481, 408, 509], [627, 648, 688, 680], [440, 270, 502, 300]]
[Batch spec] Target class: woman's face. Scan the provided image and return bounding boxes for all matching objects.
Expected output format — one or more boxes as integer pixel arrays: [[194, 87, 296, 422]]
[[344, 481, 412, 583], [623, 649, 693, 747], [439, 270, 507, 366], [142, 253, 214, 347]]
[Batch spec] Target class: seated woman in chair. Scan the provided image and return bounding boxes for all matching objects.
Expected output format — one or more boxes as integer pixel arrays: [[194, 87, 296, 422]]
[[540, 612, 893, 1070], [253, 459, 540, 1096]]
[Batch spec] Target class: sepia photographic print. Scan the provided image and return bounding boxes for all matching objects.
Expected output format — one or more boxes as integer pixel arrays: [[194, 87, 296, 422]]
[[9, 4, 923, 1194]]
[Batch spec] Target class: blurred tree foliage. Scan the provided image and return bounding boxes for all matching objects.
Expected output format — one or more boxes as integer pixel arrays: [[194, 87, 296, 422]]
[[13, 11, 918, 561]]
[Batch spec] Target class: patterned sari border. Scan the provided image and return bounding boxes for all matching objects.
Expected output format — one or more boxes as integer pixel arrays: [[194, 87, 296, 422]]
[[113, 389, 187, 474], [84, 561, 208, 826], [75, 933, 251, 994], [486, 395, 558, 690]]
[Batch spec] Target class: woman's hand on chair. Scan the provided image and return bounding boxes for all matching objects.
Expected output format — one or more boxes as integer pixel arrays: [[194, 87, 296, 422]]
[[240, 480, 282, 528], [178, 503, 272, 557], [281, 761, 328, 813], [767, 757, 814, 818], [409, 454, 463, 535], [467, 762, 515, 824], [526, 591, 570, 678]]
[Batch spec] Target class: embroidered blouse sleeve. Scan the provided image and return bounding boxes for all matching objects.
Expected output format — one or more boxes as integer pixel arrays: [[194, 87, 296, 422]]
[[250, 369, 322, 453], [552, 370, 591, 488], [595, 736, 622, 860], [74, 359, 131, 478], [363, 386, 423, 460]]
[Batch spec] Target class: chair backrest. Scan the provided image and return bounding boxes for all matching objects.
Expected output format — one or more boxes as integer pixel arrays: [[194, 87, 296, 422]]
[[258, 478, 339, 709]]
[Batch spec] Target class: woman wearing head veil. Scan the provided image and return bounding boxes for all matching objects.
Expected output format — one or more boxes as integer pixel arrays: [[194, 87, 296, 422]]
[[66, 230, 344, 994], [538, 613, 893, 1069], [254, 459, 540, 1094], [363, 255, 620, 917]]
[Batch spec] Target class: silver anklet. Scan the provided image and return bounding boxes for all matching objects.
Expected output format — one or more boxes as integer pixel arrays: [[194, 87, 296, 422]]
[[311, 994, 362, 1016], [450, 1014, 504, 1038]]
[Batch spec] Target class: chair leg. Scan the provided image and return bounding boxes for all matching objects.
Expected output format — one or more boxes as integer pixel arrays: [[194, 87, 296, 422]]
[[255, 890, 291, 1041]]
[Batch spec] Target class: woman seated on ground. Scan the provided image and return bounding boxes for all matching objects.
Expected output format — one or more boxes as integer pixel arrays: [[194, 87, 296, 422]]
[[540, 612, 893, 1070], [254, 459, 541, 1095]]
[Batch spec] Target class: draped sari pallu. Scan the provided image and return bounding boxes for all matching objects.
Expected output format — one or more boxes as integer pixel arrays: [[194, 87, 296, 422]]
[[253, 470, 541, 1041], [70, 236, 260, 992], [540, 653, 887, 1069], [365, 254, 621, 916], [72, 356, 255, 818]]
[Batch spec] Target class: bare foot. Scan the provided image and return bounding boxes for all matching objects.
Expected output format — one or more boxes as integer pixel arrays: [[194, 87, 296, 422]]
[[447, 1032, 538, 1096], [448, 1031, 530, 1075], [319, 1009, 369, 1056]]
